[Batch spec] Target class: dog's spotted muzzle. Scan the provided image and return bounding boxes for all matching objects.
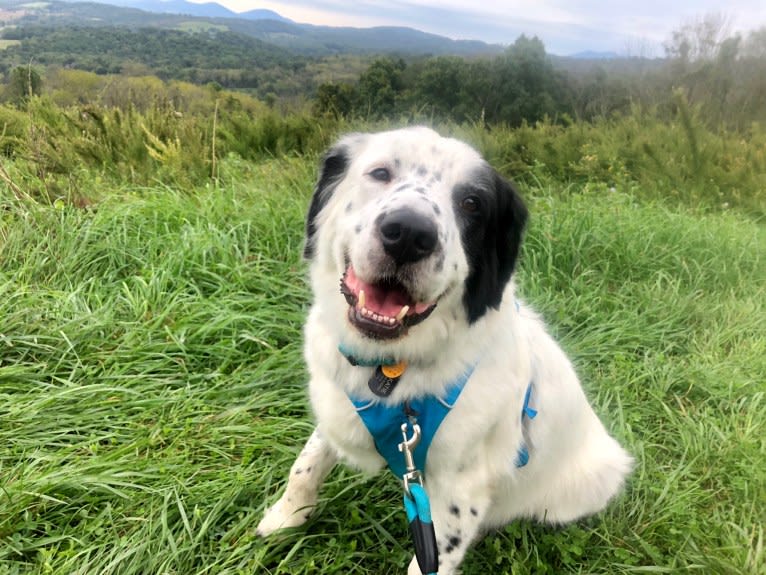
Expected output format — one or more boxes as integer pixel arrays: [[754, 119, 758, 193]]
[[340, 267, 436, 340]]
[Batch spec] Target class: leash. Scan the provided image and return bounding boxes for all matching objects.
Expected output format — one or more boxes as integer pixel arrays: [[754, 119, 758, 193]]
[[393, 387, 536, 575], [399, 422, 439, 575]]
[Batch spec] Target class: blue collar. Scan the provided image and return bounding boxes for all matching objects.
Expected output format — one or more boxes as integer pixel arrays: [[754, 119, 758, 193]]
[[338, 342, 398, 367]]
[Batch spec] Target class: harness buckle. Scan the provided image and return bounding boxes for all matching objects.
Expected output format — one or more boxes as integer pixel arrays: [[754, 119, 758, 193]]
[[398, 422, 422, 495]]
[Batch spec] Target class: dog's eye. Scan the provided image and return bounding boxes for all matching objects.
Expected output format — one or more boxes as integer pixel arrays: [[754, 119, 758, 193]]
[[369, 167, 392, 183], [460, 195, 481, 214]]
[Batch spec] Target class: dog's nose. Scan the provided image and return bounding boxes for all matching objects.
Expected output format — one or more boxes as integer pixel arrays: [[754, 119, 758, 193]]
[[378, 209, 438, 265]]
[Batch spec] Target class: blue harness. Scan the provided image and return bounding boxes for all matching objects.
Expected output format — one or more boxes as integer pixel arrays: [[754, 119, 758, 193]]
[[345, 361, 537, 476]]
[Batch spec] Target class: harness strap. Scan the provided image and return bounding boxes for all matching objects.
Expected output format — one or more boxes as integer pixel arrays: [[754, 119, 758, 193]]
[[515, 383, 537, 467], [349, 366, 474, 477]]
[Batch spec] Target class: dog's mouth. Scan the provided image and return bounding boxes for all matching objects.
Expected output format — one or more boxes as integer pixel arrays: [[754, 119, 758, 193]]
[[340, 266, 436, 340]]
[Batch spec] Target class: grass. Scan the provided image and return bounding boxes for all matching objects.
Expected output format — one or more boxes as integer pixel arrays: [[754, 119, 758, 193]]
[[0, 153, 764, 574]]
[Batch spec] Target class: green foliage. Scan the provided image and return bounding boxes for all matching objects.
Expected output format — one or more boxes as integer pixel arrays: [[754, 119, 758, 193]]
[[0, 26, 298, 95], [661, 18, 766, 130], [313, 26, 766, 132], [491, 35, 566, 125], [0, 80, 763, 217], [356, 58, 407, 119], [4, 64, 42, 106], [314, 82, 356, 120], [406, 56, 466, 120], [0, 82, 338, 200], [323, 39, 569, 126], [455, 106, 766, 216], [0, 104, 29, 156], [2, 16, 764, 132]]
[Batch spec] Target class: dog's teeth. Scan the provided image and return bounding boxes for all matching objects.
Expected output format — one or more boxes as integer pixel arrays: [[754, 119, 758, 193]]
[[358, 289, 365, 309], [396, 306, 410, 322], [358, 306, 400, 326]]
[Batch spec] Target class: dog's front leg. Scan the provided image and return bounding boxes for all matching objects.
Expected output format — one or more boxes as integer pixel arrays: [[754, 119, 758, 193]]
[[406, 480, 491, 575], [257, 428, 337, 535]]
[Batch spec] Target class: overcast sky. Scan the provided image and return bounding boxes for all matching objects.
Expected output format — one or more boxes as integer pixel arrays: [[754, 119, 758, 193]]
[[190, 0, 766, 55]]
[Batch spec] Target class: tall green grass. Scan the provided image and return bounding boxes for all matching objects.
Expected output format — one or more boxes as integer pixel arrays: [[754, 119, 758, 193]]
[[457, 103, 766, 217], [1, 153, 763, 574], [2, 94, 765, 217]]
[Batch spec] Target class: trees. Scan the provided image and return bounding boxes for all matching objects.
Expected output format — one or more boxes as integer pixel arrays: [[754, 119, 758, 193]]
[[314, 82, 356, 119], [2, 16, 762, 132], [312, 37, 573, 126], [663, 15, 766, 129], [408, 56, 466, 120], [664, 12, 733, 64], [356, 58, 406, 119], [491, 35, 566, 126], [5, 65, 42, 106]]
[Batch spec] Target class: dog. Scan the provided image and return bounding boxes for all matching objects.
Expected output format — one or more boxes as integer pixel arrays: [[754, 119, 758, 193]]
[[257, 127, 632, 574]]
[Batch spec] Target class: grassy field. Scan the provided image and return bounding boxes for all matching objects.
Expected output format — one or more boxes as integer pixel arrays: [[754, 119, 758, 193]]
[[0, 152, 764, 574]]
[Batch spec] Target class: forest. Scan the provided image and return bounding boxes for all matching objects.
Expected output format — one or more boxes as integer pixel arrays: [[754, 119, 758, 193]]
[[1, 14, 765, 131]]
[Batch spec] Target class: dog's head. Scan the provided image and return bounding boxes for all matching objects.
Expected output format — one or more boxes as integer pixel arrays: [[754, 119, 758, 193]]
[[305, 127, 527, 353]]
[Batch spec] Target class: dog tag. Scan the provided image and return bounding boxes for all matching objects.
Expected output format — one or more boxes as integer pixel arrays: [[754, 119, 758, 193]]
[[368, 364, 404, 397]]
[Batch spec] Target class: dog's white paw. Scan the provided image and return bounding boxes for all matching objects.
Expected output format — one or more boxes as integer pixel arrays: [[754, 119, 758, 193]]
[[407, 556, 421, 575], [256, 497, 312, 536]]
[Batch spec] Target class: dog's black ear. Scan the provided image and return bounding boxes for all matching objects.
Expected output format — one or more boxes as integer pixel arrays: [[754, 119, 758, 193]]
[[303, 143, 350, 260], [462, 170, 528, 323], [491, 170, 528, 294]]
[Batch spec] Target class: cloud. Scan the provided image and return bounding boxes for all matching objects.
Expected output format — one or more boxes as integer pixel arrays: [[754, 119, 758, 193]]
[[204, 0, 766, 54]]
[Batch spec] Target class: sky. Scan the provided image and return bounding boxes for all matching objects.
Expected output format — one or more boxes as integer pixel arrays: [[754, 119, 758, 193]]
[[188, 0, 766, 55]]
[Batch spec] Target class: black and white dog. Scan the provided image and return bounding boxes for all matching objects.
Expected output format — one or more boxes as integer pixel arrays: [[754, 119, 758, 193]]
[[257, 127, 632, 574]]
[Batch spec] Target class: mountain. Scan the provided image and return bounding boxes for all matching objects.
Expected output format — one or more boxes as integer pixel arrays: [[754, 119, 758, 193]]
[[4, 0, 499, 56], [568, 50, 620, 60], [240, 9, 291, 23], [110, 1, 236, 19], [100, 1, 292, 23], [225, 20, 500, 56]]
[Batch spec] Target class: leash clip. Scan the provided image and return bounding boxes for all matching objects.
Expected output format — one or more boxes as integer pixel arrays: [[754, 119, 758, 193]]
[[400, 423, 439, 575], [398, 422, 422, 495]]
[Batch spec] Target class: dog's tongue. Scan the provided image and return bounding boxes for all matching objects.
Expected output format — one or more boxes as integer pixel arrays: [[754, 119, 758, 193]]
[[345, 267, 431, 316]]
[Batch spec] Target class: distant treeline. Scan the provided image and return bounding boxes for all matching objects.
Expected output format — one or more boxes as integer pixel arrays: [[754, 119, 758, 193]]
[[1, 17, 765, 131], [0, 26, 313, 99], [315, 28, 766, 131]]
